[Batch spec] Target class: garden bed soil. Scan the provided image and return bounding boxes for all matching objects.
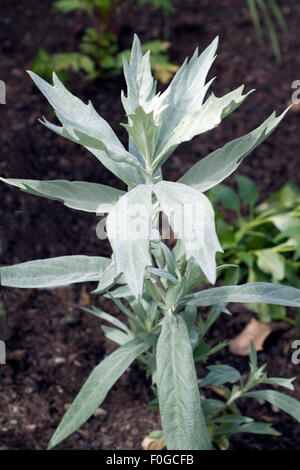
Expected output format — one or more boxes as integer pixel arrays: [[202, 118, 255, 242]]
[[0, 0, 300, 450]]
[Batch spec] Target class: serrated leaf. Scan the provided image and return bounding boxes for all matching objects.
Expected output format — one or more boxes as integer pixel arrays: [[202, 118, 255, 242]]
[[185, 282, 300, 308], [48, 338, 149, 449], [0, 178, 124, 213], [106, 185, 153, 297], [178, 109, 288, 192], [122, 106, 159, 165], [121, 34, 158, 116], [156, 313, 211, 450], [154, 85, 250, 169], [28, 71, 144, 187], [153, 181, 222, 284], [0, 256, 110, 288], [153, 38, 218, 157]]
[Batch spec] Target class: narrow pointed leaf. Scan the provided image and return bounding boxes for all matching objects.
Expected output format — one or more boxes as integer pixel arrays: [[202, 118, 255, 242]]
[[238, 422, 280, 436], [185, 282, 300, 308], [92, 259, 125, 294], [0, 256, 110, 288], [121, 34, 157, 115], [0, 178, 125, 213], [48, 338, 149, 449], [155, 37, 219, 157], [178, 109, 289, 191], [82, 306, 129, 333], [156, 313, 211, 450], [243, 390, 300, 423], [263, 377, 295, 391], [101, 326, 130, 345]]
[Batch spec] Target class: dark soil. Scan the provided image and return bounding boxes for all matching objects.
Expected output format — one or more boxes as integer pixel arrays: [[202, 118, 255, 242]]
[[0, 0, 300, 450]]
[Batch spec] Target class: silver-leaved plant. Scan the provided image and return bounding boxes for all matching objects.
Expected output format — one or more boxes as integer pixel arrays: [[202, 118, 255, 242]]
[[1, 35, 300, 450]]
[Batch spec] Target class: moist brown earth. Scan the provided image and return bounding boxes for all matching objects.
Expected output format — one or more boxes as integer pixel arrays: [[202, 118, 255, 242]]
[[0, 0, 299, 450]]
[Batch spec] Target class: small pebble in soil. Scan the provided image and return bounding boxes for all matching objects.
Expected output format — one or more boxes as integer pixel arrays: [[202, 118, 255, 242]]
[[130, 427, 139, 437], [102, 435, 116, 447], [93, 407, 108, 420]]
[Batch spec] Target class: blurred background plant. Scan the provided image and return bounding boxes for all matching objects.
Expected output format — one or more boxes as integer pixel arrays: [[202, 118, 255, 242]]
[[32, 0, 288, 85], [137, 0, 175, 39], [247, 0, 288, 64], [32, 0, 178, 83], [209, 177, 300, 324]]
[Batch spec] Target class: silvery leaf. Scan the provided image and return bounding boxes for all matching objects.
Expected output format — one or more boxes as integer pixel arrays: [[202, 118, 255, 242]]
[[106, 184, 153, 297], [0, 178, 124, 213], [153, 181, 222, 284], [179, 109, 289, 191], [0, 256, 111, 288], [155, 37, 219, 155], [154, 85, 252, 169], [28, 71, 144, 187]]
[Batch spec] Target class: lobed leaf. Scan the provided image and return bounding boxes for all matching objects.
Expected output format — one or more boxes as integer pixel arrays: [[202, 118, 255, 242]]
[[121, 34, 158, 116], [154, 85, 251, 170], [153, 37, 218, 164], [28, 71, 144, 187]]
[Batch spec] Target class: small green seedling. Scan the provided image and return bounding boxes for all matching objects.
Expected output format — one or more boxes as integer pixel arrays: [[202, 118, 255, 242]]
[[33, 0, 177, 83], [210, 178, 300, 323]]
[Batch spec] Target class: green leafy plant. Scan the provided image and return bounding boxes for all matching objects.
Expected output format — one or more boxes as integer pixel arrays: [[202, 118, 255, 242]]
[[33, 0, 177, 83], [210, 178, 300, 323], [143, 342, 299, 449], [137, 0, 175, 39], [2, 36, 300, 450], [247, 0, 288, 64]]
